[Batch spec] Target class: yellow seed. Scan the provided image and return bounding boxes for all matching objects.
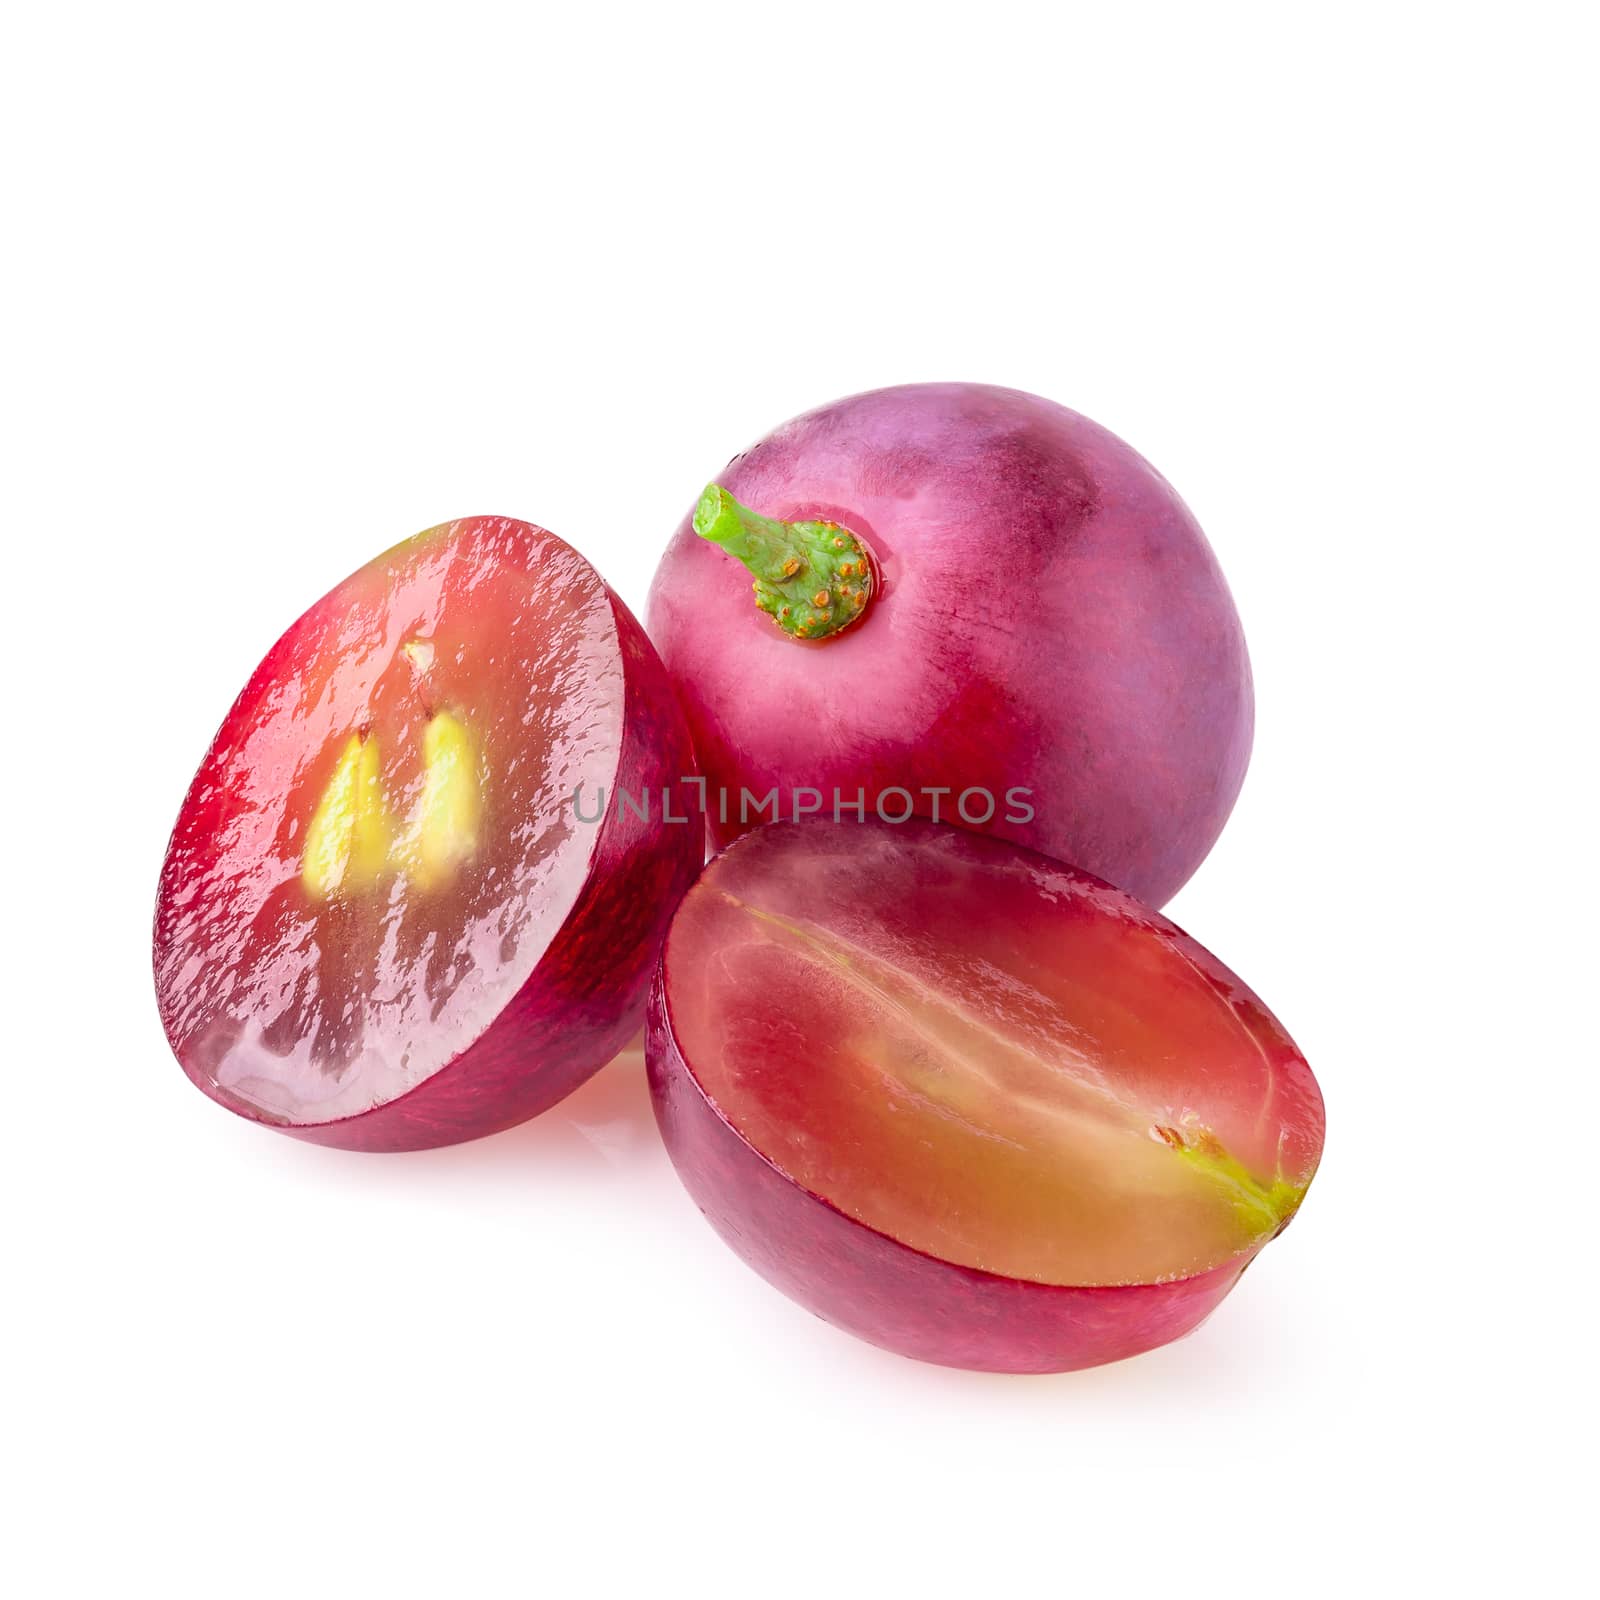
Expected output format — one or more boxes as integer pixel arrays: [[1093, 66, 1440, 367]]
[[398, 711, 480, 891], [302, 733, 390, 900]]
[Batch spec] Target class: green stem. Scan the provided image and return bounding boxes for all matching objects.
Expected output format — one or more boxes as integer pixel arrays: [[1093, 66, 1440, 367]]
[[694, 484, 875, 641]]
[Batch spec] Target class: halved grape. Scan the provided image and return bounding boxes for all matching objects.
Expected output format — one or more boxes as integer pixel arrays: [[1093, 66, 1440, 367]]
[[649, 820, 1323, 1371], [156, 516, 697, 1150]]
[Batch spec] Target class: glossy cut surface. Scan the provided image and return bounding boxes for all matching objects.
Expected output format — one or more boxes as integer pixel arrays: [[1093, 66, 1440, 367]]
[[156, 517, 697, 1147], [648, 383, 1253, 906], [650, 821, 1323, 1369]]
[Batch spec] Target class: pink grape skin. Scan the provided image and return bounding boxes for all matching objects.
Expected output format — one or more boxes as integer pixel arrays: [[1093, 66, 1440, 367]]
[[647, 383, 1253, 906]]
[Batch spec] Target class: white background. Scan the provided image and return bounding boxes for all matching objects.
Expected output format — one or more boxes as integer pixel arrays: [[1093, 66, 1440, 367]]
[[5, 3, 1594, 1594]]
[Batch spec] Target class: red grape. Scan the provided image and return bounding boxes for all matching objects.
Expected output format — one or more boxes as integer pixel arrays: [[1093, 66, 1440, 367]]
[[648, 819, 1323, 1372], [648, 383, 1252, 905], [155, 516, 698, 1151]]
